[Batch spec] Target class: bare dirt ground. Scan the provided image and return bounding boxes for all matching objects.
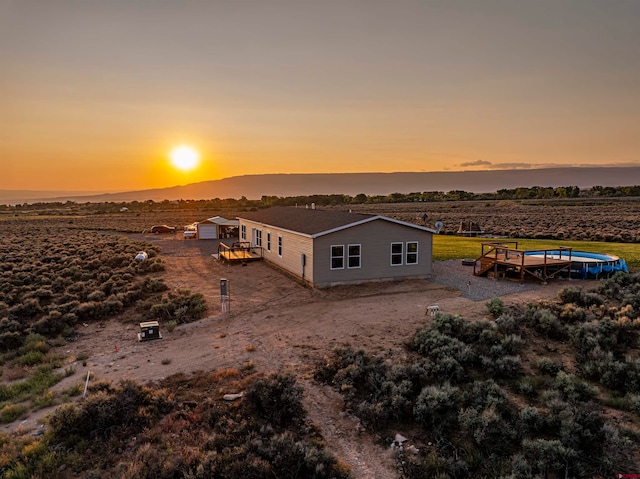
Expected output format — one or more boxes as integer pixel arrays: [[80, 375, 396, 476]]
[[11, 234, 593, 479]]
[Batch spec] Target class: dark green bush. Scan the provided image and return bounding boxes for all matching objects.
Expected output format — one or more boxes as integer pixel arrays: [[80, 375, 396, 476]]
[[523, 305, 568, 339], [246, 372, 305, 428], [413, 383, 459, 434], [535, 357, 563, 375], [48, 379, 172, 445], [148, 289, 207, 323], [485, 297, 505, 319]]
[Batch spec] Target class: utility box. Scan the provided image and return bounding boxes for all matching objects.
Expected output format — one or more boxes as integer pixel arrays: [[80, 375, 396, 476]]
[[138, 321, 162, 341]]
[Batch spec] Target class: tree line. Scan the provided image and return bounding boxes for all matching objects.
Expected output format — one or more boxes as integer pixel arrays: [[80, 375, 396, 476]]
[[2, 184, 640, 213]]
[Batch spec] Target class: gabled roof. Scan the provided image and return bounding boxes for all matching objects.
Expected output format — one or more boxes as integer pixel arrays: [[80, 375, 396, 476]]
[[200, 216, 239, 226], [237, 206, 436, 237]]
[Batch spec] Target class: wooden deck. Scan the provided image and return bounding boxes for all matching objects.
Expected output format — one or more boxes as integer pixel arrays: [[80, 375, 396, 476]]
[[474, 242, 572, 283], [217, 242, 263, 263]]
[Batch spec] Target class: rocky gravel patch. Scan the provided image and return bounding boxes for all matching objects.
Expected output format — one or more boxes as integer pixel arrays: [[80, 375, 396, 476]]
[[431, 259, 539, 301]]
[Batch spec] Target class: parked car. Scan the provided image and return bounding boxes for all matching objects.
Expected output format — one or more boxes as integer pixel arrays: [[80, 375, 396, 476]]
[[150, 225, 176, 234], [183, 225, 197, 239]]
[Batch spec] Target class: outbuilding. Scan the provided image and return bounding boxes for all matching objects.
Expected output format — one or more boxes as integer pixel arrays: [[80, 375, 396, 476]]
[[237, 206, 436, 288], [197, 216, 239, 240]]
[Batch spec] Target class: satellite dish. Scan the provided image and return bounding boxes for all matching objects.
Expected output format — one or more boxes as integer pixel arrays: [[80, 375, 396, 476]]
[[435, 221, 444, 233]]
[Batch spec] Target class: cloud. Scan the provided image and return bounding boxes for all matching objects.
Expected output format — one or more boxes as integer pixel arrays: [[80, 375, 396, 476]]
[[490, 163, 536, 170], [454, 160, 640, 171], [459, 160, 492, 167]]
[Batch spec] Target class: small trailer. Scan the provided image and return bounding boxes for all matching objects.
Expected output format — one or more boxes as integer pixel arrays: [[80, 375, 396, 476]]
[[138, 321, 162, 341]]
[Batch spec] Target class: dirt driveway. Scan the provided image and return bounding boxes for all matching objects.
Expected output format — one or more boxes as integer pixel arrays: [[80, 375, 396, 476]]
[[23, 234, 580, 478]]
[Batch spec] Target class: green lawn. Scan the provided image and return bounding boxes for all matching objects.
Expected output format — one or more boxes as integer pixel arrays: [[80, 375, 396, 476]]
[[433, 235, 640, 270]]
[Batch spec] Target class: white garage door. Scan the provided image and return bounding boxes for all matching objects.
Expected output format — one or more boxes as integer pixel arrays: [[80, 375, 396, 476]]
[[197, 224, 217, 239]]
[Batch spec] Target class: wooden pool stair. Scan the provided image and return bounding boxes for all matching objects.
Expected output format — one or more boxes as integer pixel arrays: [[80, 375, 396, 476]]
[[474, 242, 573, 283], [217, 241, 263, 263]]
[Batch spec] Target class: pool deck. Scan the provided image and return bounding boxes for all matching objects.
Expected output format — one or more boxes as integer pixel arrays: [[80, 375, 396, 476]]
[[474, 242, 572, 283]]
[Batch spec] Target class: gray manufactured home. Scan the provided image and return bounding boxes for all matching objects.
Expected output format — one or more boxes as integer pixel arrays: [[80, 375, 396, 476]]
[[237, 207, 436, 288]]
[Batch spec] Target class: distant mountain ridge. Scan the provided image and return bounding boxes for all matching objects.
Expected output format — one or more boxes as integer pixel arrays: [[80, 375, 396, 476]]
[[2, 167, 639, 204]]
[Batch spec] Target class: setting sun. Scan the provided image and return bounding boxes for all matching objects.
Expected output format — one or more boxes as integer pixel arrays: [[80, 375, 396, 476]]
[[170, 146, 200, 171]]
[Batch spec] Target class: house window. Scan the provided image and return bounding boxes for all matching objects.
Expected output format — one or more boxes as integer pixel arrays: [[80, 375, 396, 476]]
[[391, 242, 403, 266], [348, 244, 361, 268], [331, 245, 344, 269], [278, 236, 283, 257], [256, 230, 262, 247], [241, 225, 246, 240], [266, 232, 271, 252], [406, 242, 418, 264]]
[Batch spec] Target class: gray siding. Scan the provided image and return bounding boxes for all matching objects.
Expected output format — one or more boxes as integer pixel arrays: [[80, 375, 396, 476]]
[[313, 220, 432, 288], [240, 219, 314, 282], [239, 217, 432, 288]]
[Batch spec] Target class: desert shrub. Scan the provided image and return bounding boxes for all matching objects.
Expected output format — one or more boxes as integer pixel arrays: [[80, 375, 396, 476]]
[[315, 348, 424, 430], [598, 271, 640, 299], [8, 299, 43, 322], [142, 278, 168, 293], [557, 286, 586, 305], [626, 394, 640, 416], [413, 383, 459, 433], [458, 403, 516, 450], [551, 371, 598, 402], [523, 305, 568, 339], [485, 297, 505, 319], [48, 379, 172, 445], [185, 431, 350, 479], [480, 354, 522, 378], [32, 288, 53, 301], [0, 331, 22, 351], [165, 320, 177, 332], [351, 363, 418, 427], [410, 328, 475, 365], [0, 365, 64, 403], [0, 404, 28, 424], [535, 357, 563, 376], [246, 372, 304, 428], [559, 303, 587, 323], [521, 438, 576, 477], [86, 290, 105, 302], [518, 406, 544, 434], [494, 312, 523, 335], [147, 290, 207, 323], [31, 390, 57, 409], [75, 301, 106, 322], [463, 379, 511, 412], [497, 334, 526, 355], [22, 333, 49, 354], [429, 313, 467, 337], [17, 350, 46, 367], [32, 311, 65, 336]]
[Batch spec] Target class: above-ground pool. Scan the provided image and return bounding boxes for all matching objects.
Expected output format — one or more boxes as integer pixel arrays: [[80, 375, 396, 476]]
[[524, 250, 628, 279]]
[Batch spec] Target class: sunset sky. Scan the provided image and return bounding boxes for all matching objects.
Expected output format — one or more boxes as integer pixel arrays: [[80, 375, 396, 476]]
[[1, 0, 639, 192]]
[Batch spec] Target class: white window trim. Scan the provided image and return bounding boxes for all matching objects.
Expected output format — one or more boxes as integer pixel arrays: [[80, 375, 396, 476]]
[[278, 235, 283, 257], [406, 241, 418, 265], [347, 243, 361, 269], [241, 224, 246, 240], [256, 229, 262, 247], [331, 244, 345, 270], [391, 242, 403, 266], [266, 232, 271, 252]]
